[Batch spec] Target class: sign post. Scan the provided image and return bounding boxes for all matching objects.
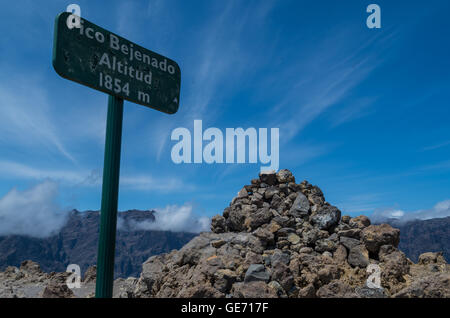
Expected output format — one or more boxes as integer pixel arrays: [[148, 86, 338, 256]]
[[52, 12, 181, 298], [96, 95, 123, 298]]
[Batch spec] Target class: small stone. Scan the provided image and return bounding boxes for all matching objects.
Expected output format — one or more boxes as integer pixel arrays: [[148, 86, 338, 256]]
[[290, 243, 305, 253], [287, 233, 301, 245], [259, 171, 277, 186], [231, 281, 277, 298], [276, 240, 290, 249], [308, 186, 325, 205], [276, 169, 295, 184], [278, 183, 289, 194], [244, 264, 270, 283], [20, 260, 42, 274], [268, 281, 288, 298], [316, 281, 356, 298], [253, 227, 274, 245], [288, 192, 310, 218], [237, 187, 248, 198], [211, 239, 226, 248], [4, 266, 19, 277], [226, 208, 247, 232], [349, 215, 371, 229], [338, 228, 361, 239], [348, 245, 370, 268], [206, 255, 222, 266], [339, 236, 361, 251], [277, 228, 295, 237], [288, 182, 300, 192], [246, 207, 272, 230], [264, 187, 280, 200], [263, 254, 271, 266], [298, 284, 316, 298], [268, 221, 282, 233], [299, 247, 313, 254], [341, 215, 351, 224], [83, 265, 96, 283], [211, 215, 226, 233], [272, 216, 291, 228], [333, 244, 348, 264], [418, 252, 446, 265], [361, 224, 400, 254], [214, 269, 237, 293], [315, 239, 336, 253], [310, 205, 341, 231], [251, 192, 264, 207], [40, 282, 74, 298], [355, 286, 386, 298], [257, 187, 266, 195]]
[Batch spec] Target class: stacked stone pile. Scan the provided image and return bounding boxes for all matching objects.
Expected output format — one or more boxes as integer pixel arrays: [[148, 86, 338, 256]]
[[129, 170, 449, 298]]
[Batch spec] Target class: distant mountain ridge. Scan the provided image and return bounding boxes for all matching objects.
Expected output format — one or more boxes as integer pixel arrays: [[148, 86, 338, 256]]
[[385, 216, 450, 262], [0, 210, 196, 278]]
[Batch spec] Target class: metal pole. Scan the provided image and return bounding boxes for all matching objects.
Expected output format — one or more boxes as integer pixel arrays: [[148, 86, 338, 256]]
[[95, 95, 124, 298]]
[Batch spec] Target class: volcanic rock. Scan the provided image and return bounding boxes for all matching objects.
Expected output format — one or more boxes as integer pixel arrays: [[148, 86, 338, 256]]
[[128, 170, 449, 298], [361, 224, 400, 255], [1, 169, 448, 298]]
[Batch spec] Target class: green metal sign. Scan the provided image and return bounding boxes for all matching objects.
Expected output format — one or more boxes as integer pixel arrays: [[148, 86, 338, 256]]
[[53, 12, 181, 114], [52, 11, 182, 298]]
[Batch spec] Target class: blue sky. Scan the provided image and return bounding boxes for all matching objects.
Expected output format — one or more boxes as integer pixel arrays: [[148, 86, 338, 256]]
[[0, 0, 449, 233]]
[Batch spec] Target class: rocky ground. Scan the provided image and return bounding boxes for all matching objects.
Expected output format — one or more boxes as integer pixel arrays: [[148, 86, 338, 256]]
[[0, 261, 136, 298], [1, 169, 449, 298]]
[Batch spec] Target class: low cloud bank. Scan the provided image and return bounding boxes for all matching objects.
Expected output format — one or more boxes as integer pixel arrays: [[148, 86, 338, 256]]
[[0, 181, 209, 236], [119, 203, 210, 233], [371, 199, 450, 223], [0, 181, 68, 238]]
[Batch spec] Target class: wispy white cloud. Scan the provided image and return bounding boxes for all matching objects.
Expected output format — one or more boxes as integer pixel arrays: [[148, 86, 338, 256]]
[[146, 1, 277, 160], [282, 142, 336, 167], [0, 181, 206, 238], [146, 0, 165, 18], [121, 174, 194, 192], [183, 0, 274, 121], [0, 180, 69, 238], [336, 193, 384, 214], [418, 160, 450, 172], [269, 30, 396, 144], [0, 77, 77, 163], [118, 203, 210, 233], [421, 140, 450, 152], [371, 199, 450, 223], [0, 160, 88, 184], [0, 160, 191, 192], [116, 1, 140, 39], [329, 97, 376, 128]]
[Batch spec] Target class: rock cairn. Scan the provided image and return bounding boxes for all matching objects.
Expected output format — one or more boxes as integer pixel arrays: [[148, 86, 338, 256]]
[[129, 170, 449, 298]]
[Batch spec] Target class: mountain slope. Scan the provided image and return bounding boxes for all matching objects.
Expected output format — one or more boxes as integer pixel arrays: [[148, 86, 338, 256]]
[[387, 217, 450, 262], [0, 210, 195, 278]]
